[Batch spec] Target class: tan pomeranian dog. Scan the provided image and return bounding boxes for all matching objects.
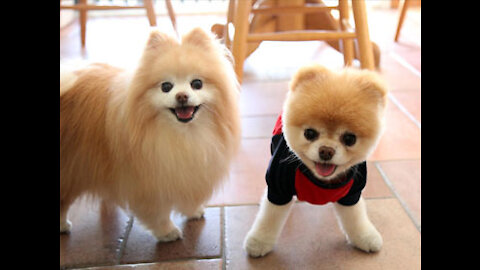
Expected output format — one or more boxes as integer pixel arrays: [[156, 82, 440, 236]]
[[244, 65, 388, 256], [60, 28, 241, 242]]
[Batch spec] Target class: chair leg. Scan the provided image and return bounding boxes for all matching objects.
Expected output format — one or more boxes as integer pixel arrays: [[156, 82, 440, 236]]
[[224, 0, 236, 50], [231, 0, 252, 83], [144, 0, 157, 27], [338, 0, 354, 66], [394, 0, 410, 42], [165, 0, 178, 36], [79, 0, 87, 48], [351, 0, 374, 70]]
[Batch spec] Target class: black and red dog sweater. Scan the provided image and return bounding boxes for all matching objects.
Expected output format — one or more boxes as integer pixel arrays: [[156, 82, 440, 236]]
[[266, 114, 367, 206]]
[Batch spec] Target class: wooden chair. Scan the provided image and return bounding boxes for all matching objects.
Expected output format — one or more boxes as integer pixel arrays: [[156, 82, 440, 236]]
[[394, 0, 410, 42], [226, 0, 375, 82], [60, 0, 177, 48]]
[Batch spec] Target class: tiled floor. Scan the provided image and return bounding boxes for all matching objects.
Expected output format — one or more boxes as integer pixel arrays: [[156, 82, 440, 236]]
[[60, 2, 420, 269]]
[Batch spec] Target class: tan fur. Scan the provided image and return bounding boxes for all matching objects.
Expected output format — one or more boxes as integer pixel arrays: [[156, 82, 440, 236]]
[[60, 28, 241, 240], [244, 65, 387, 256], [283, 65, 388, 180], [286, 64, 387, 138]]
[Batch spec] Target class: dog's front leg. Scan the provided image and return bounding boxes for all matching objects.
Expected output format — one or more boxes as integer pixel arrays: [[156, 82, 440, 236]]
[[243, 191, 294, 257], [334, 197, 382, 252]]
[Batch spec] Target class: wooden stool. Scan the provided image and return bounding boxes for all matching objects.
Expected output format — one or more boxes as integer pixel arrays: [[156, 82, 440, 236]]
[[394, 0, 410, 42], [227, 0, 375, 82], [60, 0, 177, 48]]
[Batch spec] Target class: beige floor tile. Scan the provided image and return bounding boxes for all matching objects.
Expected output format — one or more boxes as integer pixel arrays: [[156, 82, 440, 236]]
[[369, 100, 421, 161], [239, 80, 289, 117], [225, 199, 420, 270], [364, 162, 393, 199], [209, 138, 270, 206], [241, 116, 278, 139], [379, 54, 421, 93], [80, 259, 222, 270], [120, 207, 221, 264], [377, 160, 421, 228], [60, 198, 131, 269], [390, 90, 421, 124], [231, 138, 272, 173]]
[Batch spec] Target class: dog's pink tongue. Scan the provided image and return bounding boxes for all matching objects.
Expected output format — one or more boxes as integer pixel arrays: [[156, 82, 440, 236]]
[[175, 106, 195, 119], [315, 163, 336, 177]]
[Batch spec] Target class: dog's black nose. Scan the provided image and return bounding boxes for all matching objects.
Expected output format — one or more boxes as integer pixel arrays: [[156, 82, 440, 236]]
[[319, 146, 335, 161], [176, 92, 189, 104]]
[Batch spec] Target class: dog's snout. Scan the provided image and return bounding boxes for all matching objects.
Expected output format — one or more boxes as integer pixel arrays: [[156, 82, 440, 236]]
[[175, 92, 189, 104], [319, 146, 335, 161]]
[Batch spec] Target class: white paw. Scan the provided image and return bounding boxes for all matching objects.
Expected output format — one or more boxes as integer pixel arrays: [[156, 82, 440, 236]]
[[60, 220, 72, 233], [348, 229, 383, 253], [155, 226, 183, 242], [243, 234, 275, 257]]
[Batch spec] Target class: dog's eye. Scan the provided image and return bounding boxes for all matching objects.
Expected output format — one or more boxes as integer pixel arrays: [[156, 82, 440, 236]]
[[304, 128, 319, 141], [190, 79, 203, 90], [161, 82, 174, 93], [341, 132, 356, 146]]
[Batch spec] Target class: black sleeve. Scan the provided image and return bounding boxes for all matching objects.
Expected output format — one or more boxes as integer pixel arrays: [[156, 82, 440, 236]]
[[265, 134, 297, 205], [337, 161, 367, 206]]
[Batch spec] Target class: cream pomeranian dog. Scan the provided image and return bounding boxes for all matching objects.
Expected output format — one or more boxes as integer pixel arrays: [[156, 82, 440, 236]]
[[60, 28, 241, 242], [244, 65, 388, 256]]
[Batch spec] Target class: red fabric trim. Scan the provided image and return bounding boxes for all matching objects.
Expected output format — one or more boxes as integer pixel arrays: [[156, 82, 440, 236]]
[[294, 169, 354, 205], [272, 114, 283, 135]]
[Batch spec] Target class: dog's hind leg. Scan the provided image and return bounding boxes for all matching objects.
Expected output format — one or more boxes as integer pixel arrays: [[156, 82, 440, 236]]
[[132, 203, 182, 242], [175, 201, 205, 220], [334, 197, 382, 252]]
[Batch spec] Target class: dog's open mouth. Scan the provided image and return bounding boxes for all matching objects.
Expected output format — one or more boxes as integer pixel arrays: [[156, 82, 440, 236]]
[[169, 105, 200, 123], [315, 162, 337, 177]]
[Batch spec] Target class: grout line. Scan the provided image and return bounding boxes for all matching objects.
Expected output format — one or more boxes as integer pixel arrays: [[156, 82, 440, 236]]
[[116, 215, 135, 263], [389, 51, 421, 78], [387, 93, 421, 129], [76, 258, 224, 270], [221, 206, 227, 270], [374, 162, 421, 232]]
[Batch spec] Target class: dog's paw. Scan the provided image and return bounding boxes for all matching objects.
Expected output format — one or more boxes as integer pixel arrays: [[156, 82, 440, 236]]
[[60, 220, 72, 234], [243, 234, 275, 258], [187, 207, 205, 220], [348, 229, 383, 253], [156, 226, 183, 242]]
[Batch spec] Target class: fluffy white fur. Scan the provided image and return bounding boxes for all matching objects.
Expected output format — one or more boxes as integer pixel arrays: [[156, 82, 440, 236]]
[[60, 28, 241, 241], [244, 65, 387, 256]]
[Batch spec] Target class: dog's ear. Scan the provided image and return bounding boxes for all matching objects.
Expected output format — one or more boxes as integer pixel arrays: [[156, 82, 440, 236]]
[[182, 27, 215, 49], [145, 29, 177, 50], [289, 64, 330, 91], [355, 70, 388, 107]]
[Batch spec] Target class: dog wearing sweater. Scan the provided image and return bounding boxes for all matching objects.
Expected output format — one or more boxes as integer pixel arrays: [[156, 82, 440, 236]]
[[244, 65, 388, 256]]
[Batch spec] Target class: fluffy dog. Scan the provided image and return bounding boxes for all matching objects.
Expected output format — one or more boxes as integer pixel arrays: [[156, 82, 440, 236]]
[[60, 28, 241, 241], [244, 65, 388, 256]]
